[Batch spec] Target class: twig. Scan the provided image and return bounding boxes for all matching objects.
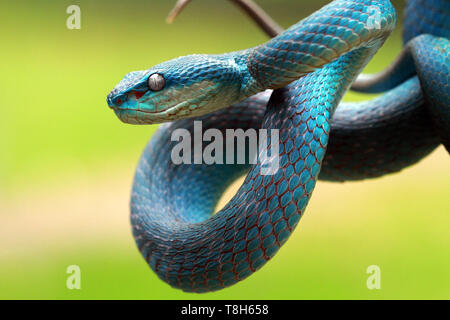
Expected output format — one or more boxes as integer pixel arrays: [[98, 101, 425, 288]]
[[166, 0, 283, 37]]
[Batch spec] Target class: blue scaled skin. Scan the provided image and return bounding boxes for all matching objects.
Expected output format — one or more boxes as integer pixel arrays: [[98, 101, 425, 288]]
[[107, 0, 449, 293]]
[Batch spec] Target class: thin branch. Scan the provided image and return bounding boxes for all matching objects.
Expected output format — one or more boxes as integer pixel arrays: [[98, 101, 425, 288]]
[[229, 0, 283, 37], [166, 0, 192, 24], [166, 0, 283, 38]]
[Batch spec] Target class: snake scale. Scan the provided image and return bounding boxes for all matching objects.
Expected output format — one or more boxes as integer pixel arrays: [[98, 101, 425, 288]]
[[107, 0, 449, 292]]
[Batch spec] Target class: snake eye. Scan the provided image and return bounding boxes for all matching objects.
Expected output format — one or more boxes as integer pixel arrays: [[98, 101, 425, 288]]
[[148, 73, 166, 92]]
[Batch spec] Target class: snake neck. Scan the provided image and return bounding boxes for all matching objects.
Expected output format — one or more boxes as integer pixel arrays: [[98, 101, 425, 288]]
[[218, 0, 399, 109], [244, 0, 396, 91]]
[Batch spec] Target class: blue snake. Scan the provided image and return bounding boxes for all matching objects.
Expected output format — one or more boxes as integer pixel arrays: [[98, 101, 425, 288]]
[[107, 0, 449, 292]]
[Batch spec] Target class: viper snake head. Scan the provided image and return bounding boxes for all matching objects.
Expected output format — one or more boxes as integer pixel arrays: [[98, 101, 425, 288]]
[[107, 53, 245, 124]]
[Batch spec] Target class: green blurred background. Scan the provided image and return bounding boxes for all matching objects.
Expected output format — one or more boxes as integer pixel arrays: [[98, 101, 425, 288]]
[[0, 0, 448, 299]]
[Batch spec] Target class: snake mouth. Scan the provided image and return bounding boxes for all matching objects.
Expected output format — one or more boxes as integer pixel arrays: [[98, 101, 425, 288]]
[[112, 79, 227, 125], [113, 100, 192, 125]]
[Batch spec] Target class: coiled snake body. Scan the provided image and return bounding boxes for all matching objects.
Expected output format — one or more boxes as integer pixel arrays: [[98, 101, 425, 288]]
[[107, 0, 449, 292]]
